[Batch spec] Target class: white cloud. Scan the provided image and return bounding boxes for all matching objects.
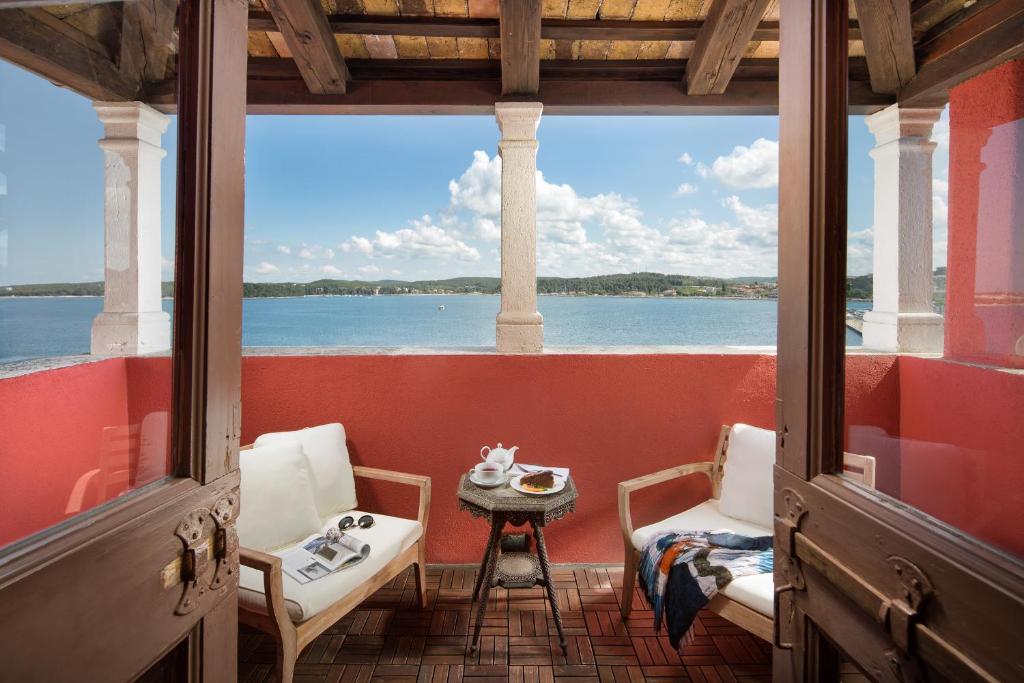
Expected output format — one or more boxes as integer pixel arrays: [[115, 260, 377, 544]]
[[344, 215, 480, 262], [475, 217, 501, 241], [442, 150, 783, 277], [298, 245, 335, 260], [276, 245, 291, 255], [161, 255, 174, 276], [448, 151, 502, 216], [698, 138, 778, 189], [675, 182, 698, 196], [320, 265, 343, 276], [678, 152, 694, 165], [358, 265, 383, 275], [255, 261, 279, 274], [847, 227, 874, 276]]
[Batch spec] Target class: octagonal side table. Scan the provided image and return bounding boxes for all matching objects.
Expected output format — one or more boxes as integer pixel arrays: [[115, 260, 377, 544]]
[[457, 472, 578, 654]]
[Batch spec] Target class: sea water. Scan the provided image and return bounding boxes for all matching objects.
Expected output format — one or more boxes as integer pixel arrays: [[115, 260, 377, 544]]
[[0, 295, 867, 362]]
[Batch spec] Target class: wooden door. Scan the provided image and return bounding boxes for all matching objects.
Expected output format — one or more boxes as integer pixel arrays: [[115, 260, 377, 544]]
[[775, 1, 1024, 681], [0, 1, 247, 680]]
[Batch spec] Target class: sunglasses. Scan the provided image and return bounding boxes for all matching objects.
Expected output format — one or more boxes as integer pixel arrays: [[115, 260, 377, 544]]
[[338, 514, 375, 531]]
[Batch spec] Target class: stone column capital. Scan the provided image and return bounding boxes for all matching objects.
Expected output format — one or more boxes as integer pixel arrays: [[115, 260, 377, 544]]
[[93, 101, 170, 148], [495, 102, 543, 141], [866, 103, 943, 147]]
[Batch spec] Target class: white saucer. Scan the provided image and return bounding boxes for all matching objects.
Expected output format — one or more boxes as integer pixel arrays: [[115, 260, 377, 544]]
[[509, 474, 566, 496], [469, 471, 507, 488]]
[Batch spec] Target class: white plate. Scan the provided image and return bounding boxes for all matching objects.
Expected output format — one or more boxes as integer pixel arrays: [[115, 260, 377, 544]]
[[469, 471, 507, 488], [509, 474, 566, 496]]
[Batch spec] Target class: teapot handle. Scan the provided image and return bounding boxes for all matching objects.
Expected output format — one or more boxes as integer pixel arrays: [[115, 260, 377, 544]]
[[480, 446, 490, 460]]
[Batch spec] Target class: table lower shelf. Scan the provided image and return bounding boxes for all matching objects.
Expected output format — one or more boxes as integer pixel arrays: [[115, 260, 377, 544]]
[[492, 552, 543, 589]]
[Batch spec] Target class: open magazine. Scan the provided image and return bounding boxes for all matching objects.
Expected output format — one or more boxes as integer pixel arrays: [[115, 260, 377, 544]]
[[281, 532, 371, 584]]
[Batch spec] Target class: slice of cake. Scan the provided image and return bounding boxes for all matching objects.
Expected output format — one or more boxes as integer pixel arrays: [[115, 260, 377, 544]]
[[520, 470, 555, 490]]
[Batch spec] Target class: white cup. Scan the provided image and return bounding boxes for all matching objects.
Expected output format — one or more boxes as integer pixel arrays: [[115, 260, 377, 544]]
[[473, 461, 503, 484]]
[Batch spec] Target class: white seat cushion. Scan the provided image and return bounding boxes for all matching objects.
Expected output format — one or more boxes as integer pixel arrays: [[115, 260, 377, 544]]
[[718, 423, 776, 528], [631, 499, 774, 618], [254, 423, 358, 517], [238, 511, 422, 622], [237, 441, 323, 552], [631, 499, 771, 549], [719, 572, 774, 617]]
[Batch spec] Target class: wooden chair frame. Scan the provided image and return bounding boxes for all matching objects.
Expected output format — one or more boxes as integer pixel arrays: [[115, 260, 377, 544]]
[[239, 461, 431, 683], [617, 425, 874, 642]]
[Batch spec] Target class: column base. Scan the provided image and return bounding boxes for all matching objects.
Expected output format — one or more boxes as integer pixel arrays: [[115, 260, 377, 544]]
[[91, 310, 171, 356], [496, 321, 544, 354], [861, 310, 944, 353]]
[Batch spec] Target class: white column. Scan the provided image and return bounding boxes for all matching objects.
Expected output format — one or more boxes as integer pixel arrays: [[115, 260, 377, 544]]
[[91, 101, 171, 356], [495, 102, 544, 353], [861, 104, 945, 353]]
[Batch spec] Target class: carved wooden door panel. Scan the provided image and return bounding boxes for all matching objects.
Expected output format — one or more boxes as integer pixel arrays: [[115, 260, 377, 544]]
[[776, 1, 1024, 681], [0, 1, 247, 680]]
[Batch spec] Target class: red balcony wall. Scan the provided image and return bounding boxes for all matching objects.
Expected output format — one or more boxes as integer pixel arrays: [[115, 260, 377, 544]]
[[0, 359, 131, 547], [897, 356, 1024, 557], [240, 353, 899, 563], [945, 58, 1024, 368]]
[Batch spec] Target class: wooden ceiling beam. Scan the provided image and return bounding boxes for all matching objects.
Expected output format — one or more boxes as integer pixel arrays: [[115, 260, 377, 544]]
[[685, 0, 773, 95], [247, 12, 862, 42], [900, 1, 1024, 106], [0, 7, 139, 101], [260, 0, 350, 94], [248, 55, 873, 84], [499, 0, 541, 96], [232, 77, 891, 116], [852, 0, 917, 93]]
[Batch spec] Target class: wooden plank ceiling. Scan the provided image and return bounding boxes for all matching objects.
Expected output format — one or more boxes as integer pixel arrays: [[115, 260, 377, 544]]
[[1, 0, 1023, 113]]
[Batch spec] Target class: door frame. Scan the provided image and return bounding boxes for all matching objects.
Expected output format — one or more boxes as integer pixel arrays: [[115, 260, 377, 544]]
[[775, 1, 1024, 681], [0, 0, 247, 680]]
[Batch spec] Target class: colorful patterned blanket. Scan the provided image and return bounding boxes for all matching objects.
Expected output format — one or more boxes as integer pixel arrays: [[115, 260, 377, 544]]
[[638, 530, 773, 647]]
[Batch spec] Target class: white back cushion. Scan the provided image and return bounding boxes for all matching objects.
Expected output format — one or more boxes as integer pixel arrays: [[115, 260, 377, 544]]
[[237, 441, 322, 551], [718, 423, 776, 529], [254, 423, 357, 517]]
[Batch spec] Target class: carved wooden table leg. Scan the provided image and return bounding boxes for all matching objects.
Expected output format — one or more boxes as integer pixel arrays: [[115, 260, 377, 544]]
[[472, 532, 494, 603], [532, 517, 567, 654], [470, 513, 504, 652]]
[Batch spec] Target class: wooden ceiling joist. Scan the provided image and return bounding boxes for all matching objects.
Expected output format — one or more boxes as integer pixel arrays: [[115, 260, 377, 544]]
[[853, 0, 916, 94], [237, 77, 891, 116], [247, 13, 862, 43], [0, 7, 139, 101], [261, 0, 350, 94], [499, 0, 541, 95], [686, 0, 773, 95], [900, 0, 1024, 106]]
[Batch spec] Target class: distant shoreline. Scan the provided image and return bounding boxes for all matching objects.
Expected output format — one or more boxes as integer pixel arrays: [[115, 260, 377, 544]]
[[0, 293, 881, 304]]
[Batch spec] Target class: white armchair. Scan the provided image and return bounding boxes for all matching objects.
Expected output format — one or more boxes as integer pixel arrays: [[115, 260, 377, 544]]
[[618, 424, 874, 641], [236, 424, 430, 683]]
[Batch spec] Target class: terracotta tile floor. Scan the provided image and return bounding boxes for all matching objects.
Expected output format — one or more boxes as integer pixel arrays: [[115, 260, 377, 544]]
[[238, 565, 772, 683]]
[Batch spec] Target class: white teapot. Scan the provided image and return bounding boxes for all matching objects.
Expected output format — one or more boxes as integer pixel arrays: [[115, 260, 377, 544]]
[[480, 443, 518, 471]]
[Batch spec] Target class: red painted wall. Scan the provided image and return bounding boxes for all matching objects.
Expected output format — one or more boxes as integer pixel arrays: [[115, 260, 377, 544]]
[[22, 353, 1017, 562], [239, 353, 898, 563], [897, 356, 1024, 557], [0, 359, 131, 547], [945, 58, 1024, 368]]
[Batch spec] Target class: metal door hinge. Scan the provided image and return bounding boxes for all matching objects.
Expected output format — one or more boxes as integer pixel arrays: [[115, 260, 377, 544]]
[[877, 555, 933, 654], [171, 490, 240, 615], [773, 487, 808, 650]]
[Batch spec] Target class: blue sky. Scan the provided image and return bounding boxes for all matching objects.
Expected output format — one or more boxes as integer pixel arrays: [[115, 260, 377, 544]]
[[0, 59, 948, 285]]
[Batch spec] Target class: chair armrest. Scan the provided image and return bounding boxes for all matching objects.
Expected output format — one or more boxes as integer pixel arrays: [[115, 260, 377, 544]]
[[239, 546, 280, 573], [617, 462, 715, 546], [351, 465, 432, 533], [238, 546, 292, 633]]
